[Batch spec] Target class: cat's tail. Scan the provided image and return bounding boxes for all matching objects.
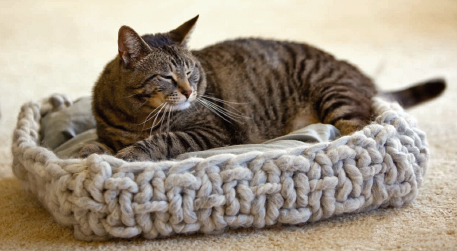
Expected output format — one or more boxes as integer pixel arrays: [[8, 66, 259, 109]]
[[381, 78, 446, 109]]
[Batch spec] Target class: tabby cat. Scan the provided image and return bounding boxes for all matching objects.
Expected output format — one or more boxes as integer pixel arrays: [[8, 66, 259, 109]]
[[80, 15, 445, 161]]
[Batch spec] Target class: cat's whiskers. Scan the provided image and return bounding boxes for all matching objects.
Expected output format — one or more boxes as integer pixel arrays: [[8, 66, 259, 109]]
[[166, 105, 173, 135], [145, 103, 168, 136], [143, 103, 166, 123], [201, 95, 246, 114], [123, 93, 139, 99], [158, 105, 171, 134], [201, 95, 245, 105], [140, 105, 163, 132], [198, 98, 250, 124], [137, 103, 166, 132], [140, 102, 178, 136], [134, 99, 150, 111], [204, 102, 243, 122], [199, 98, 249, 120], [197, 99, 233, 124]]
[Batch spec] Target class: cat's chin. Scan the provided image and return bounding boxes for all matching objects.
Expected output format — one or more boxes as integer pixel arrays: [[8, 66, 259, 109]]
[[171, 102, 191, 111]]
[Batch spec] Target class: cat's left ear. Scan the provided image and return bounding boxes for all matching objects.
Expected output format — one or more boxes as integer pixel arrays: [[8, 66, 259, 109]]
[[118, 25, 152, 68], [168, 15, 199, 48]]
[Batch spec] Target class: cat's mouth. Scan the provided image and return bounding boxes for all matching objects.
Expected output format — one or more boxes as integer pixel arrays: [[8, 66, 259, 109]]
[[164, 90, 197, 111]]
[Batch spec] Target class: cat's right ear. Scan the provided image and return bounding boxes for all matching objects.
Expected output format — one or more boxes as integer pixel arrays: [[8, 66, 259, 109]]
[[168, 15, 199, 48], [118, 26, 151, 68]]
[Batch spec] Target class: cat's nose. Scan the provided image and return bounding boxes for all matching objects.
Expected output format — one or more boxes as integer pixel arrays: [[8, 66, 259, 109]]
[[181, 90, 192, 99]]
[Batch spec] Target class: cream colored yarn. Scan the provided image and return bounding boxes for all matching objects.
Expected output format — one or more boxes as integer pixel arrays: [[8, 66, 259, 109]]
[[12, 94, 428, 241]]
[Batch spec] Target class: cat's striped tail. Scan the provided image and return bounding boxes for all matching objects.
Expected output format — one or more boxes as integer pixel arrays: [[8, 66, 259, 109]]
[[381, 78, 446, 109]]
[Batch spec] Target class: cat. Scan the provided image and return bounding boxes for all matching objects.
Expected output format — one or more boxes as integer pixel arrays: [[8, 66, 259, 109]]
[[79, 15, 445, 161]]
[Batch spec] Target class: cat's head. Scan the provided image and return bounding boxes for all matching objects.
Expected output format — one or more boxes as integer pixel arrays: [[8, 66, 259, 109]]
[[102, 15, 205, 114]]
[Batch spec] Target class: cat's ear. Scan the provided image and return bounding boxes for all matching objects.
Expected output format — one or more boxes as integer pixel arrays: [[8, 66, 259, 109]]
[[118, 26, 151, 68], [168, 15, 199, 47]]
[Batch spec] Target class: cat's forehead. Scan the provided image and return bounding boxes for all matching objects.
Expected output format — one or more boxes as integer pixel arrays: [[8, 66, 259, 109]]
[[142, 46, 193, 71]]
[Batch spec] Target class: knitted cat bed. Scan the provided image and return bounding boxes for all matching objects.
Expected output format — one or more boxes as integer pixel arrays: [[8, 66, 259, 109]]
[[12, 94, 428, 241]]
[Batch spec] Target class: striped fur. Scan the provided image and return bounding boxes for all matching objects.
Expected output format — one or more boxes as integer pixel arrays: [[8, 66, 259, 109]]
[[80, 16, 445, 161]]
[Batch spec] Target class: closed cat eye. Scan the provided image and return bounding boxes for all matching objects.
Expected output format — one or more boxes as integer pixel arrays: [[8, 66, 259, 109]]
[[186, 71, 191, 76], [160, 75, 174, 80], [159, 75, 177, 84]]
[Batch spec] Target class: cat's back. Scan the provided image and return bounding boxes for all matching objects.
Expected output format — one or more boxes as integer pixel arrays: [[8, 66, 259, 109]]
[[192, 38, 375, 142], [193, 38, 329, 72], [192, 38, 361, 94], [192, 39, 334, 141]]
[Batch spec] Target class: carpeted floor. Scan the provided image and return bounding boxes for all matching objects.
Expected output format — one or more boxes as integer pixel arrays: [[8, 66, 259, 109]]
[[0, 0, 456, 250]]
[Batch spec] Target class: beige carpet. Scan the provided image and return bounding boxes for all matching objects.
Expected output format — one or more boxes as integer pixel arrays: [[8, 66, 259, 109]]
[[1, 0, 456, 250]]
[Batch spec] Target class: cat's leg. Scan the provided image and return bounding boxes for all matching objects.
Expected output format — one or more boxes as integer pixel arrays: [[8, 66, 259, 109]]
[[115, 126, 231, 161], [313, 84, 374, 135], [79, 141, 114, 158], [333, 118, 369, 135]]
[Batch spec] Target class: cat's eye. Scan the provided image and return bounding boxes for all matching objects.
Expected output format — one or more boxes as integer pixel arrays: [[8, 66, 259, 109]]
[[159, 75, 176, 84], [186, 71, 192, 76], [160, 75, 174, 80]]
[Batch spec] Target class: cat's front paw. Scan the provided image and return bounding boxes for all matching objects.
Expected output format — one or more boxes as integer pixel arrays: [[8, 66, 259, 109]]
[[115, 145, 153, 162], [79, 141, 113, 158]]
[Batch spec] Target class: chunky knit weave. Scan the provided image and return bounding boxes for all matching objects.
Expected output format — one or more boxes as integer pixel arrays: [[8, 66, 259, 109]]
[[12, 94, 428, 241]]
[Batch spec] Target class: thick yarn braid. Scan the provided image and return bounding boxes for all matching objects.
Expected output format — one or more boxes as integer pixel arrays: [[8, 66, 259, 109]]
[[12, 94, 428, 241]]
